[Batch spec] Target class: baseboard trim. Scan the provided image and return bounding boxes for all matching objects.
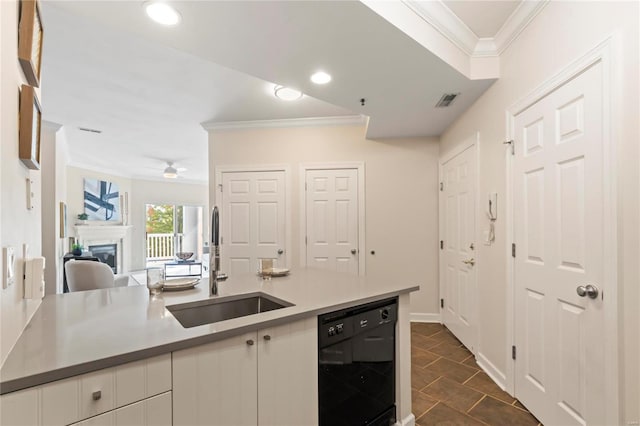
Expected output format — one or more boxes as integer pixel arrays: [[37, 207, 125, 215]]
[[477, 352, 508, 390], [398, 413, 415, 426], [410, 313, 441, 323]]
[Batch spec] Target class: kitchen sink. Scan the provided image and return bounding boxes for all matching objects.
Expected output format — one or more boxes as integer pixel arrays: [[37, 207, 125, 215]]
[[166, 292, 293, 328]]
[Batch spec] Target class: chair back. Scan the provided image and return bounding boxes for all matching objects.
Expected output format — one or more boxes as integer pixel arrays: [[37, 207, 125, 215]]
[[65, 260, 115, 292]]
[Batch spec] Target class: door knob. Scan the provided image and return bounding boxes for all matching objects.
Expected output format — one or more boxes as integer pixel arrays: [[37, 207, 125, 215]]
[[576, 284, 599, 299], [462, 258, 475, 266], [351, 249, 357, 255], [277, 249, 284, 255]]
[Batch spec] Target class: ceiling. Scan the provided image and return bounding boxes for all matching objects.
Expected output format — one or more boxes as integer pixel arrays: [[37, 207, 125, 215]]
[[442, 1, 520, 38], [41, 1, 520, 183]]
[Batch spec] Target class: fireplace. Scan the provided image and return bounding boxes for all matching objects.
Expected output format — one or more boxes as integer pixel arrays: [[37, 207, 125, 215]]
[[89, 244, 118, 273], [74, 225, 131, 275]]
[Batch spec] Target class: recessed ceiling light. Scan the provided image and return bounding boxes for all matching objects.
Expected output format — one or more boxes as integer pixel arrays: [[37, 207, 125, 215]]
[[145, 2, 181, 26], [274, 85, 303, 101], [310, 71, 331, 85]]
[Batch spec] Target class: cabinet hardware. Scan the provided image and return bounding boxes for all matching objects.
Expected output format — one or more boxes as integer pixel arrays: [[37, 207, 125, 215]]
[[263, 335, 271, 341], [246, 339, 254, 346], [92, 390, 102, 401]]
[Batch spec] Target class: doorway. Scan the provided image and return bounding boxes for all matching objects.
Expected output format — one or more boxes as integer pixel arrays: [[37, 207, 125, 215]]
[[216, 166, 291, 276], [145, 204, 204, 266], [439, 136, 478, 354], [300, 163, 365, 275], [507, 41, 617, 425]]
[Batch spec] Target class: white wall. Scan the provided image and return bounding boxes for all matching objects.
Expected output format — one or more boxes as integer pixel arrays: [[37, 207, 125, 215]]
[[130, 179, 208, 271], [208, 124, 440, 317], [0, 0, 44, 365], [66, 166, 132, 228], [439, 1, 639, 422]]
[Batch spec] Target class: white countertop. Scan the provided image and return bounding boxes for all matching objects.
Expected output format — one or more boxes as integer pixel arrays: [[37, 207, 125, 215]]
[[0, 268, 418, 394]]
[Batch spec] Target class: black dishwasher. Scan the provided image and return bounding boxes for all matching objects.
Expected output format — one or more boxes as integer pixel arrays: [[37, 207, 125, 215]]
[[318, 298, 397, 426]]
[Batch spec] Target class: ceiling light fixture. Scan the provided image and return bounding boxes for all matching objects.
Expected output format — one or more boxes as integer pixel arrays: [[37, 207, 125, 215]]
[[145, 2, 181, 26], [274, 85, 303, 101], [310, 71, 331, 85], [163, 162, 178, 179]]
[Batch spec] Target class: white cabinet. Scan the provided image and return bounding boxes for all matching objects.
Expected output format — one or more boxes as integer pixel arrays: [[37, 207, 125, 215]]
[[0, 354, 172, 426], [173, 317, 318, 426]]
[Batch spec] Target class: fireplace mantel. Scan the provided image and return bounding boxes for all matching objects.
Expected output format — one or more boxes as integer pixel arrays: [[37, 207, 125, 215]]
[[74, 225, 132, 241]]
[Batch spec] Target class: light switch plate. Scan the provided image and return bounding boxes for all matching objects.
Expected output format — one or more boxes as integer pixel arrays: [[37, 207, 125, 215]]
[[3, 247, 16, 289]]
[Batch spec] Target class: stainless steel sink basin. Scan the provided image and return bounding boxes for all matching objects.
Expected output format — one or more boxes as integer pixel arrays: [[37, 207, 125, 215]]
[[166, 292, 293, 328]]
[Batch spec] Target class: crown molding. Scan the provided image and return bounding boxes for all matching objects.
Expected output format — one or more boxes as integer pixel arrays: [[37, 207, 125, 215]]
[[492, 0, 549, 55], [201, 115, 366, 131], [402, 0, 549, 58]]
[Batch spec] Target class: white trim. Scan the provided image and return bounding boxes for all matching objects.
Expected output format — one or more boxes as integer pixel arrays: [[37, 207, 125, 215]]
[[505, 36, 619, 424], [299, 162, 366, 276], [401, 0, 548, 58], [410, 313, 441, 323], [491, 0, 549, 55], [402, 0, 478, 55], [201, 115, 366, 131], [439, 134, 477, 165], [214, 164, 292, 270], [397, 413, 415, 426], [477, 352, 507, 390]]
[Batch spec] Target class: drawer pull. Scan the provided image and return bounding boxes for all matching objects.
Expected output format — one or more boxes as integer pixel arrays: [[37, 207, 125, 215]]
[[246, 339, 254, 346], [92, 390, 102, 401], [263, 335, 271, 341]]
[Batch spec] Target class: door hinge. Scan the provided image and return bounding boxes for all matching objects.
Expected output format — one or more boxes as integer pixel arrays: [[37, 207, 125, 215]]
[[305, 236, 307, 245], [221, 236, 224, 244], [512, 345, 516, 360], [440, 240, 444, 250], [504, 139, 514, 155], [439, 182, 444, 191], [440, 298, 444, 309], [218, 183, 223, 192], [512, 243, 516, 258], [305, 182, 307, 191]]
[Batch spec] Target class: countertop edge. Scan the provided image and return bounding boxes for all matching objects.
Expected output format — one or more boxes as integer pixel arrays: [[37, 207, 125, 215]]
[[1, 285, 418, 395]]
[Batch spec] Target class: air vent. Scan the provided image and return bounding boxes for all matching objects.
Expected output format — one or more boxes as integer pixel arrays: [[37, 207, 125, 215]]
[[78, 127, 102, 134], [435, 93, 459, 108]]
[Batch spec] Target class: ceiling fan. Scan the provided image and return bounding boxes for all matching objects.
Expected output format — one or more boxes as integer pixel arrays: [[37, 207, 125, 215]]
[[163, 161, 187, 179]]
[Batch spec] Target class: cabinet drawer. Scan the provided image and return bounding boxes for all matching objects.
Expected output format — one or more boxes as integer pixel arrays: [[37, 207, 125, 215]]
[[0, 353, 172, 426], [72, 391, 172, 426]]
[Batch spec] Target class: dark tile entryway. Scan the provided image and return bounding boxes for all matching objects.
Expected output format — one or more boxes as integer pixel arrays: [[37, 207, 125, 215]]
[[411, 323, 542, 426]]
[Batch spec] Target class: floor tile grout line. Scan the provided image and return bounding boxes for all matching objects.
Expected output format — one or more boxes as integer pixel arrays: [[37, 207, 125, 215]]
[[465, 393, 487, 414], [461, 369, 481, 385], [418, 375, 442, 392]]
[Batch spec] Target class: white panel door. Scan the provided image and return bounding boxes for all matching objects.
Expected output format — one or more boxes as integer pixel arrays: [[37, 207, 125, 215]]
[[221, 171, 286, 276], [441, 145, 477, 353], [305, 169, 358, 274], [513, 62, 606, 425]]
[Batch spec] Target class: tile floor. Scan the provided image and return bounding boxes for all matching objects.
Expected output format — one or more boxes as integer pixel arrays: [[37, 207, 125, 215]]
[[411, 323, 542, 426]]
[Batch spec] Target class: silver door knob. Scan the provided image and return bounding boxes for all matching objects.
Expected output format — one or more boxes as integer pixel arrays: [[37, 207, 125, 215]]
[[576, 284, 599, 299], [351, 249, 357, 255], [277, 249, 284, 255], [462, 258, 475, 266]]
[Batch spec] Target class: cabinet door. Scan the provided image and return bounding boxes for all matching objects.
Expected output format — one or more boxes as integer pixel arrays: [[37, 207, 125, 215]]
[[173, 331, 258, 426], [258, 317, 318, 426]]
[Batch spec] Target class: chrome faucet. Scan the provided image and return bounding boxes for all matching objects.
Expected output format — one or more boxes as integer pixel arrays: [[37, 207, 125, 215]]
[[210, 206, 220, 296]]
